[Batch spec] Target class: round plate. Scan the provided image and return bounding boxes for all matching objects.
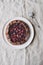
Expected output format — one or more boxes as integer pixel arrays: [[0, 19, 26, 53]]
[[3, 17, 34, 49]]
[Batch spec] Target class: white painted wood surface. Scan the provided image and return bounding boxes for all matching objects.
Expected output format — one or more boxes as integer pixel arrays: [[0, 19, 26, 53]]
[[0, 0, 43, 65]]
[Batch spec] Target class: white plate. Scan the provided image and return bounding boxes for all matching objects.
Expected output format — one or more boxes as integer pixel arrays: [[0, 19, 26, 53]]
[[3, 17, 34, 49]]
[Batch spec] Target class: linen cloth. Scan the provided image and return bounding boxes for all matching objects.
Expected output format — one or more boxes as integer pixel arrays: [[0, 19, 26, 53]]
[[0, 0, 43, 65]]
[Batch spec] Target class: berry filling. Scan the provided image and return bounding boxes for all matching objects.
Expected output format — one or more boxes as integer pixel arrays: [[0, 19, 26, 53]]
[[6, 20, 30, 45]]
